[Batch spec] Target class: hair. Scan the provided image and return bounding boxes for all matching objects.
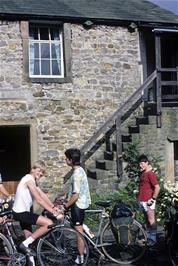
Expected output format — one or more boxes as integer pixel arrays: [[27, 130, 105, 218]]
[[65, 148, 81, 165], [32, 160, 46, 174], [138, 154, 149, 163]]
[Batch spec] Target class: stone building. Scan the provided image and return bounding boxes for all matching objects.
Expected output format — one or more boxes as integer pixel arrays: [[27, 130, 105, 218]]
[[0, 0, 178, 196]]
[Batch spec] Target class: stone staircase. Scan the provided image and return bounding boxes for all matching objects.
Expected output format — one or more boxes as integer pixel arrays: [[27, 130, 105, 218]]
[[85, 103, 158, 194]]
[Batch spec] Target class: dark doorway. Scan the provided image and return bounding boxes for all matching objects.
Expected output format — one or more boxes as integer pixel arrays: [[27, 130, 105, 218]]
[[0, 125, 31, 182]]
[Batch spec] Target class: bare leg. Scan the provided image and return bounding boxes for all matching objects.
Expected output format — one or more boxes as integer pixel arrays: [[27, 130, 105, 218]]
[[23, 229, 32, 239], [74, 225, 85, 256], [30, 216, 53, 240]]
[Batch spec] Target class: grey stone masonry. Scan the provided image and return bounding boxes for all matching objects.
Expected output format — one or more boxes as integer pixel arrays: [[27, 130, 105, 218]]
[[0, 21, 142, 194]]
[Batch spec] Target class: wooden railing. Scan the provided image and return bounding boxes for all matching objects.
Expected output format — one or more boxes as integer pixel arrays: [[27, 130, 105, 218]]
[[80, 70, 157, 177], [64, 67, 178, 182]]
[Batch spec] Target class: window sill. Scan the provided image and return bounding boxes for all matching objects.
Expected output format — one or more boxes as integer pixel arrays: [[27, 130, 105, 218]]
[[28, 76, 72, 84]]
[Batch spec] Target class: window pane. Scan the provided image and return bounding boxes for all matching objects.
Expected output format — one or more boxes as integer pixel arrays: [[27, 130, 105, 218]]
[[41, 60, 50, 75], [34, 60, 40, 75], [41, 43, 50, 59], [29, 27, 38, 40], [30, 43, 39, 59], [29, 59, 40, 75], [40, 27, 49, 40], [34, 43, 39, 58], [51, 28, 60, 40], [51, 44, 61, 59], [52, 60, 61, 75]]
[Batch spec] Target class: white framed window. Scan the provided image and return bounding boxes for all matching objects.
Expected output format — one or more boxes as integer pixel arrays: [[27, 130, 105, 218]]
[[29, 25, 64, 78]]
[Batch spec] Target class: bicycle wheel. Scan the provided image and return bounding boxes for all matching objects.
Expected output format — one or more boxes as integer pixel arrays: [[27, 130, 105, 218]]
[[0, 233, 13, 266], [168, 240, 178, 266], [100, 219, 147, 264], [37, 226, 89, 266]]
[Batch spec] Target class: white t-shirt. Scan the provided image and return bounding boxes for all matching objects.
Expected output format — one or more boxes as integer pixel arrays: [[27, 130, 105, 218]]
[[13, 174, 35, 213]]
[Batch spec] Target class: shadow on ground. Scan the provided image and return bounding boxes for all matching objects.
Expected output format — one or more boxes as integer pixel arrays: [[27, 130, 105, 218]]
[[87, 226, 171, 266]]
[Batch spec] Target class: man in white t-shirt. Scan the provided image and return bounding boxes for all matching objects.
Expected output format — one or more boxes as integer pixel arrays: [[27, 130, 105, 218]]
[[13, 160, 62, 266]]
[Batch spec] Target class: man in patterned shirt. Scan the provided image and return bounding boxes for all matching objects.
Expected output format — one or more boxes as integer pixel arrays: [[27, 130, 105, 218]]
[[64, 148, 91, 265]]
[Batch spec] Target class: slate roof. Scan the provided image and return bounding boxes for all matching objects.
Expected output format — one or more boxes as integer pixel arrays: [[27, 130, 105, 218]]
[[0, 0, 178, 27]]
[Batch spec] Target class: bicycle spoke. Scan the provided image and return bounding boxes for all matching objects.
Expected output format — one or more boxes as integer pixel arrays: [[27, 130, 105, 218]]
[[0, 233, 13, 266], [8, 253, 26, 266], [37, 226, 89, 266], [101, 220, 147, 264]]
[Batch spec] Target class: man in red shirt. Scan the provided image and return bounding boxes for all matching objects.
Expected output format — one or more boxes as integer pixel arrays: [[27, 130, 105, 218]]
[[138, 154, 160, 246]]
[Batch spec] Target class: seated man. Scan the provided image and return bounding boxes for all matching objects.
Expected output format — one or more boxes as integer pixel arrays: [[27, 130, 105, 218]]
[[12, 160, 63, 266], [0, 174, 10, 198]]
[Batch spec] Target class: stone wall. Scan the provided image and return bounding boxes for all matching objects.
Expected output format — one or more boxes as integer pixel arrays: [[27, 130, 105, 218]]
[[132, 107, 178, 182], [0, 20, 142, 193]]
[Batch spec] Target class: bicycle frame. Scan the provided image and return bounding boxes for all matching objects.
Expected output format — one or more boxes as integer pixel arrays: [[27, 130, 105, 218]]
[[79, 208, 110, 258], [61, 207, 109, 258]]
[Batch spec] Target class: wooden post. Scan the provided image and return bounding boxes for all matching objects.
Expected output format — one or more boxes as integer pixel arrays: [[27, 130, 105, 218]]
[[116, 115, 123, 179], [155, 33, 162, 128], [80, 151, 85, 170], [105, 131, 111, 152]]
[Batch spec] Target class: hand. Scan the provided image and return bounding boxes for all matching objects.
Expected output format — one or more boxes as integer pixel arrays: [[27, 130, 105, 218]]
[[147, 198, 156, 207], [52, 209, 63, 220]]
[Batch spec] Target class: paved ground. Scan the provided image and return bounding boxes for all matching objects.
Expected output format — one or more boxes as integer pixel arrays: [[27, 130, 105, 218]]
[[87, 226, 171, 266]]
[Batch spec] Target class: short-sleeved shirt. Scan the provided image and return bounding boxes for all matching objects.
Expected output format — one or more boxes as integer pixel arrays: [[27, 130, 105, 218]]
[[13, 174, 35, 213], [138, 170, 159, 201], [68, 167, 91, 209]]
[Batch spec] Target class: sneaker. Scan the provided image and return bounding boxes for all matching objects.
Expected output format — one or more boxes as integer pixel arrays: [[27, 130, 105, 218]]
[[74, 255, 84, 265], [19, 243, 36, 257], [28, 257, 35, 266], [147, 239, 157, 247]]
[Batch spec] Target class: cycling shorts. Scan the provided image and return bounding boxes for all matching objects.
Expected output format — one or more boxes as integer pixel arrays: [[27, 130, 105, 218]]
[[71, 204, 85, 226], [12, 210, 39, 231]]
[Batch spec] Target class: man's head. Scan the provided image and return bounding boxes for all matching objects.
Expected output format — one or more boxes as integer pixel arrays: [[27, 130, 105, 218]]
[[31, 160, 45, 179], [138, 154, 149, 171], [65, 148, 81, 166]]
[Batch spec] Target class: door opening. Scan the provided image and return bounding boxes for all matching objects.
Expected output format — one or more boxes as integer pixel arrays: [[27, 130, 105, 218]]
[[0, 125, 31, 184]]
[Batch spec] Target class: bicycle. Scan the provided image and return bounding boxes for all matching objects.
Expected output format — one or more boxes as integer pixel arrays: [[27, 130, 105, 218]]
[[165, 191, 178, 266], [0, 202, 26, 266], [37, 200, 147, 265]]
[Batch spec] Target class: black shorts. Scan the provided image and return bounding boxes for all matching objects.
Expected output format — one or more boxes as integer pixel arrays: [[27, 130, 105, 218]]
[[12, 210, 39, 231], [71, 204, 85, 226]]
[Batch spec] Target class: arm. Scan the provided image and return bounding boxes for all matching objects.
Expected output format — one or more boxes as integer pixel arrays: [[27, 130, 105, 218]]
[[36, 186, 54, 208], [152, 184, 160, 199], [27, 181, 56, 215], [65, 193, 79, 209], [0, 184, 10, 197]]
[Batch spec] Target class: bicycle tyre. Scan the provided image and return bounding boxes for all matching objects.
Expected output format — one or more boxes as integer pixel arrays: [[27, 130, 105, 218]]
[[168, 239, 178, 266], [0, 233, 13, 266], [100, 219, 147, 264], [37, 226, 89, 266]]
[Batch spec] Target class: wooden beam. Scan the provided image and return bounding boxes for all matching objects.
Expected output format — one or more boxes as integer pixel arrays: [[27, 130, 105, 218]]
[[116, 116, 123, 179], [155, 33, 162, 128]]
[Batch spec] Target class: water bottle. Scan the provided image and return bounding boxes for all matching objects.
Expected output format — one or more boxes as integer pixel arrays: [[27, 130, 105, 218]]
[[83, 224, 95, 238]]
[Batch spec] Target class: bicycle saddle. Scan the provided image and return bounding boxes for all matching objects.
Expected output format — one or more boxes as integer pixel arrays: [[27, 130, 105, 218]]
[[95, 200, 112, 208]]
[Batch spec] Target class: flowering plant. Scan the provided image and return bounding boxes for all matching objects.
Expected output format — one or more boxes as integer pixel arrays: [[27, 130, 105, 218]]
[[157, 179, 178, 223]]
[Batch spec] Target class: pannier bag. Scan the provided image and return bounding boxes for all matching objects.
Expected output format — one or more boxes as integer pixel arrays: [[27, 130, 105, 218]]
[[111, 202, 133, 245]]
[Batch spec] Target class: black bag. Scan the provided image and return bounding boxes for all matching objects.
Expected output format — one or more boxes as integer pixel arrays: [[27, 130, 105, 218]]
[[110, 202, 133, 245], [111, 202, 133, 218]]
